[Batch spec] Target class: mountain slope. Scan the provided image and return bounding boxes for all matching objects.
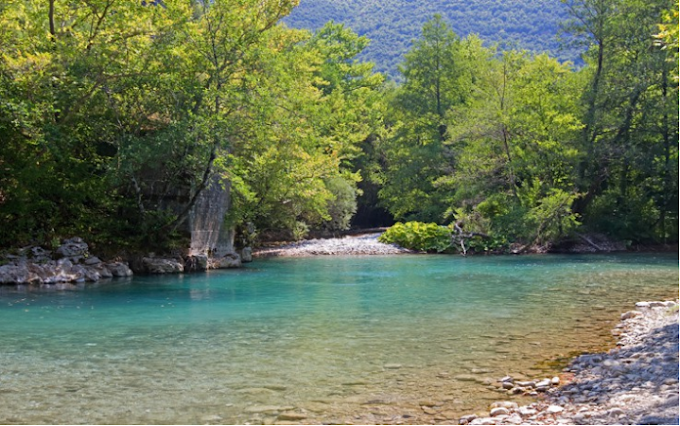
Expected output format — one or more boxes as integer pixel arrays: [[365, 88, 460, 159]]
[[284, 0, 579, 78]]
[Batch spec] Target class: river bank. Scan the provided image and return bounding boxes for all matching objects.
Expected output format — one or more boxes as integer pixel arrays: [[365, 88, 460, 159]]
[[254, 232, 679, 258], [253, 233, 411, 257], [459, 300, 679, 425]]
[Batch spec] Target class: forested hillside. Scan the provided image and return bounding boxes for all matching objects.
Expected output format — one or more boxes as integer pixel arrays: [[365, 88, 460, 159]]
[[284, 0, 579, 77]]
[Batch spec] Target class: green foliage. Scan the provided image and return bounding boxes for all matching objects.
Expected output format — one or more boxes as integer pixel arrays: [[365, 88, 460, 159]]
[[323, 177, 358, 233], [0, 0, 675, 253], [379, 222, 451, 253], [378, 18, 480, 223]]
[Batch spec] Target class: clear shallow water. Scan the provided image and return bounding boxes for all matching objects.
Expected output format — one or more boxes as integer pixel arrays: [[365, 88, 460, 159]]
[[0, 254, 677, 424]]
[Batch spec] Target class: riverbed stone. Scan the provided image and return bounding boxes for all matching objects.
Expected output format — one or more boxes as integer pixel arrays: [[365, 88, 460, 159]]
[[536, 379, 551, 388], [200, 414, 223, 423], [489, 407, 510, 417], [454, 374, 478, 382], [459, 414, 477, 424], [490, 401, 518, 410], [277, 412, 307, 421], [245, 405, 294, 414], [546, 405, 564, 414]]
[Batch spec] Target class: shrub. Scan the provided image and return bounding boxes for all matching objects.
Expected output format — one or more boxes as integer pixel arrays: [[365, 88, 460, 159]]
[[379, 221, 451, 252]]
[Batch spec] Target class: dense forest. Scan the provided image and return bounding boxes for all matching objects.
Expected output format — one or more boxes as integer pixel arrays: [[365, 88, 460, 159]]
[[0, 0, 677, 255], [284, 0, 581, 77]]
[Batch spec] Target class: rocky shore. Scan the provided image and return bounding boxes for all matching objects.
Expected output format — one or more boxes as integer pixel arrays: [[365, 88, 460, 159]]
[[254, 233, 411, 257], [460, 300, 679, 425], [0, 237, 250, 286], [0, 238, 133, 287]]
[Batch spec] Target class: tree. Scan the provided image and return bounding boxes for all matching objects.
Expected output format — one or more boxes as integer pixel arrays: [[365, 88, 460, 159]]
[[223, 22, 384, 238], [563, 0, 679, 242], [378, 16, 476, 222], [444, 51, 582, 245]]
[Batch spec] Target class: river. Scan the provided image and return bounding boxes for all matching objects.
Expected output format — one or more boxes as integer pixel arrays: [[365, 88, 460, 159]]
[[0, 253, 677, 424]]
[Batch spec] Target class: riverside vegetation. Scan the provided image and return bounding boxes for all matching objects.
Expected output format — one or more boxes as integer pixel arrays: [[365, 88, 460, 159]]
[[0, 0, 678, 261]]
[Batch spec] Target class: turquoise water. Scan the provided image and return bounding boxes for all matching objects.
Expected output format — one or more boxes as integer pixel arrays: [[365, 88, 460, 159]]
[[0, 254, 677, 424]]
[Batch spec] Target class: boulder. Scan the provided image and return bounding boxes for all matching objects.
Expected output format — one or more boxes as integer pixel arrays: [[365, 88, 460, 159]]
[[142, 257, 184, 274], [184, 254, 209, 272], [27, 263, 49, 284], [241, 247, 253, 263], [55, 237, 89, 259], [211, 252, 241, 269], [95, 265, 114, 279], [84, 267, 101, 282], [0, 264, 29, 284], [105, 262, 133, 277], [29, 246, 52, 263], [84, 256, 102, 266], [68, 264, 87, 282]]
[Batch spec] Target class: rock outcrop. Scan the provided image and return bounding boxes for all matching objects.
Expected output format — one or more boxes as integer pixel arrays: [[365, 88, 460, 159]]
[[0, 238, 133, 286]]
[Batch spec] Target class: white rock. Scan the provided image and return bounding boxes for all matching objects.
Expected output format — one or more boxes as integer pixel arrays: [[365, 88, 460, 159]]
[[518, 406, 537, 417], [546, 405, 564, 414], [490, 401, 518, 410], [489, 407, 510, 417], [536, 379, 551, 387]]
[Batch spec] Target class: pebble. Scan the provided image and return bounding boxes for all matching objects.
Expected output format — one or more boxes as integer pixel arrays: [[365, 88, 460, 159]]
[[490, 401, 518, 410], [255, 234, 412, 257], [244, 406, 294, 414], [546, 405, 564, 414], [457, 300, 679, 426], [277, 412, 307, 421], [489, 407, 510, 417], [200, 414, 223, 422]]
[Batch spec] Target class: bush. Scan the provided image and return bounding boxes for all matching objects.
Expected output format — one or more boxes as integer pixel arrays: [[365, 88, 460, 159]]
[[379, 221, 451, 252]]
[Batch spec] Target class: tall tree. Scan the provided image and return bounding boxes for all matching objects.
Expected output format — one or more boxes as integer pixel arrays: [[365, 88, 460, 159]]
[[563, 0, 679, 241], [379, 16, 475, 222]]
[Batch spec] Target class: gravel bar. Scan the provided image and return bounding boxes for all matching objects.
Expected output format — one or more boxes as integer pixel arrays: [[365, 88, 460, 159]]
[[253, 233, 412, 257], [461, 300, 679, 425]]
